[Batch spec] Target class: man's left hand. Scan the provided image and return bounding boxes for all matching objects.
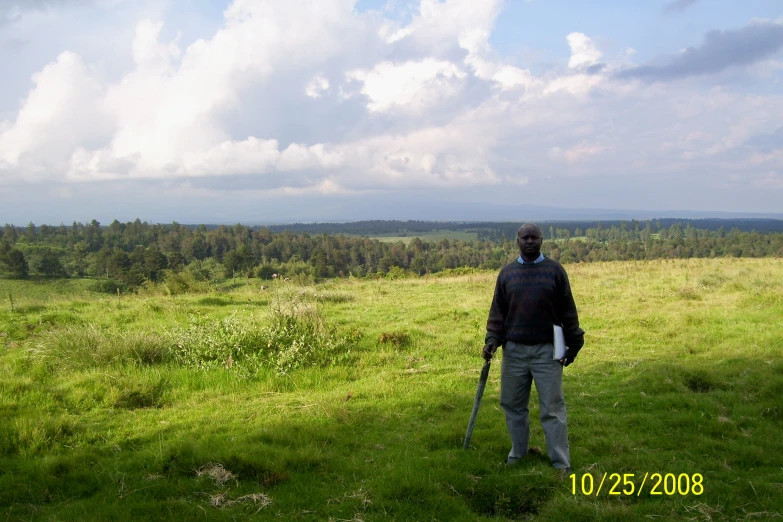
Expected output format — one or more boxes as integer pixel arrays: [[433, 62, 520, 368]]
[[559, 349, 576, 367]]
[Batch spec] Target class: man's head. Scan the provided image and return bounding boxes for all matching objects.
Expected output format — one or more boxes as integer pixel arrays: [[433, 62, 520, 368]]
[[517, 223, 542, 261]]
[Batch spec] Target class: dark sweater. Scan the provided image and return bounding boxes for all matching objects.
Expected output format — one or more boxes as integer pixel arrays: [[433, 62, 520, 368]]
[[485, 258, 585, 355]]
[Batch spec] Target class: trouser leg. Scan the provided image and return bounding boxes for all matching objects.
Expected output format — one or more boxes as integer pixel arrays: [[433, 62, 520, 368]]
[[500, 341, 532, 461], [530, 342, 570, 469]]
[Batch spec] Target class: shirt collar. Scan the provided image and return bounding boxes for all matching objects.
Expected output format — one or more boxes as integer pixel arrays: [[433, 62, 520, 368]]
[[518, 253, 545, 265]]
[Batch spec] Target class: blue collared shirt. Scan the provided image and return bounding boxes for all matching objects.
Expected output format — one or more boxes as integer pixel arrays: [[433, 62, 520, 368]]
[[518, 253, 545, 265]]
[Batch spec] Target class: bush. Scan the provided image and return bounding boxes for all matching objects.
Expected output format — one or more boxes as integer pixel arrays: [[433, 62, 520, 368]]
[[264, 301, 354, 374], [386, 266, 416, 280], [432, 267, 480, 278], [163, 270, 210, 295], [169, 313, 262, 372], [378, 331, 410, 348], [90, 279, 128, 294], [183, 258, 225, 282], [255, 264, 279, 280], [169, 301, 355, 376]]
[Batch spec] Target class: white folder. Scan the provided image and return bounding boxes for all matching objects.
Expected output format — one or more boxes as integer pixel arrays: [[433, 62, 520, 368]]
[[553, 325, 566, 360]]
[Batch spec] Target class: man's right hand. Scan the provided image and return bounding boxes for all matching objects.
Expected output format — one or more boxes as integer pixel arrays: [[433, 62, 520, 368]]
[[482, 341, 498, 361]]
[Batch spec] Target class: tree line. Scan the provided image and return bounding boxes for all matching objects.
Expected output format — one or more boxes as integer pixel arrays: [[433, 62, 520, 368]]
[[1, 219, 781, 289], [268, 218, 783, 237]]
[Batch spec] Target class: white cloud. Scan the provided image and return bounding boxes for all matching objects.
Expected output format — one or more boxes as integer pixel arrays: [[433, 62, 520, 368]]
[[305, 75, 330, 98], [37, 0, 379, 181], [132, 18, 180, 71], [383, 0, 503, 52], [567, 32, 602, 70], [347, 59, 466, 112], [491, 66, 540, 91], [544, 73, 605, 97], [187, 137, 281, 177], [0, 50, 110, 179]]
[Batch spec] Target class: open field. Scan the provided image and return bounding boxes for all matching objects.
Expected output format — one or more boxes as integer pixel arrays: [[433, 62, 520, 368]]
[[1, 258, 782, 520], [369, 230, 480, 243]]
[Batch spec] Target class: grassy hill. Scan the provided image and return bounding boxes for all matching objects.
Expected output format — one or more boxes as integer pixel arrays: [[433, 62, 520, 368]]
[[1, 258, 781, 520]]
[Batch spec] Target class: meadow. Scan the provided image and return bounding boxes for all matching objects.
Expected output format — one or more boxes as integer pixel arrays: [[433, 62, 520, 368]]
[[0, 258, 781, 521], [369, 230, 480, 244]]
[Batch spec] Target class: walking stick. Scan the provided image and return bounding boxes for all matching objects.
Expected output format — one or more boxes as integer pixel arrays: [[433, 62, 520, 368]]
[[463, 360, 491, 449]]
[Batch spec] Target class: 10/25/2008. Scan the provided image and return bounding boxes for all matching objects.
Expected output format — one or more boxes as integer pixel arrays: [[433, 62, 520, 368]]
[[570, 473, 704, 496]]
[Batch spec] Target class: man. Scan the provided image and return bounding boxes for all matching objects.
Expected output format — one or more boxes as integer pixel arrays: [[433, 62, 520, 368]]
[[483, 223, 584, 472]]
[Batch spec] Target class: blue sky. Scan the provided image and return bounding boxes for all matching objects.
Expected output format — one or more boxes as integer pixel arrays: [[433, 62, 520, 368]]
[[1, 0, 782, 224]]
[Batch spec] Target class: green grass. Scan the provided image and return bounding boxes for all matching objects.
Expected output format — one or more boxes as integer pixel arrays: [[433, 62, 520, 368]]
[[370, 229, 480, 244], [1, 258, 782, 520]]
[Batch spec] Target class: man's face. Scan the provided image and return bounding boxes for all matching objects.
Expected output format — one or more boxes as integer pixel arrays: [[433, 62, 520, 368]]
[[517, 226, 542, 258]]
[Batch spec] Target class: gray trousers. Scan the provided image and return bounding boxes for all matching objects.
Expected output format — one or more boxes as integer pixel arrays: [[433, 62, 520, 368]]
[[500, 341, 570, 469]]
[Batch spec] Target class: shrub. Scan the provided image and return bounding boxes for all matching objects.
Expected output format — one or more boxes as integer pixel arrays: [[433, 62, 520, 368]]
[[168, 301, 354, 376], [255, 264, 279, 280], [183, 258, 224, 282], [378, 331, 410, 348], [163, 270, 210, 294], [169, 313, 261, 372], [677, 286, 701, 300], [90, 279, 128, 294], [386, 266, 415, 280], [263, 301, 354, 374]]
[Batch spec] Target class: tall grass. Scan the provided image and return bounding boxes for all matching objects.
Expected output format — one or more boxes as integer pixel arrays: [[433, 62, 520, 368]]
[[30, 325, 171, 369]]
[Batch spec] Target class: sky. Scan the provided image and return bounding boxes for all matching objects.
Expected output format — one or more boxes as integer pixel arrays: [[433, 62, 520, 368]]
[[1, 0, 782, 225]]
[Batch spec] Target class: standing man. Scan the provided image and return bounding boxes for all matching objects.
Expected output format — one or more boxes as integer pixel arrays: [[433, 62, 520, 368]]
[[483, 223, 584, 472]]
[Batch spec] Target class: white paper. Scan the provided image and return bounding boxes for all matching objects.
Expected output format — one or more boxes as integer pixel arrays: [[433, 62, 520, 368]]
[[553, 325, 566, 360]]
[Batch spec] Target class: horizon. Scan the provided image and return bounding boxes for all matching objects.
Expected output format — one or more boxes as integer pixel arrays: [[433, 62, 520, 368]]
[[5, 211, 783, 229]]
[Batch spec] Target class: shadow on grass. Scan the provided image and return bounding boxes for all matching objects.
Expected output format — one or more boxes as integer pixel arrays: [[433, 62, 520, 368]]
[[1, 356, 782, 520], [196, 296, 234, 306], [12, 304, 47, 314]]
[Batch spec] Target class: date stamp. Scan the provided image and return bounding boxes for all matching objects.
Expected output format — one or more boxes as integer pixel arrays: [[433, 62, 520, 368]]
[[570, 473, 704, 496]]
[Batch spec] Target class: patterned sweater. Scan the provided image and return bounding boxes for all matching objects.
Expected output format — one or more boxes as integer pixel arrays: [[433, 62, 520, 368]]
[[485, 258, 585, 354]]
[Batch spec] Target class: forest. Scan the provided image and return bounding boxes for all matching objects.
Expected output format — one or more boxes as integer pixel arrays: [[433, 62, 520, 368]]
[[1, 219, 782, 290]]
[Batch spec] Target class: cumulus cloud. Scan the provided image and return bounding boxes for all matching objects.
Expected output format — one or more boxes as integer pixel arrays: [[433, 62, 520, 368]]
[[1, 0, 515, 188], [618, 20, 783, 81], [383, 0, 503, 51], [0, 50, 111, 179], [347, 59, 466, 112], [567, 32, 603, 70]]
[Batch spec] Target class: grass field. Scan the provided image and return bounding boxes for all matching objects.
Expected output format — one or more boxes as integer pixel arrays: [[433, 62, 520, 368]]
[[1, 258, 782, 520], [369, 230, 480, 243]]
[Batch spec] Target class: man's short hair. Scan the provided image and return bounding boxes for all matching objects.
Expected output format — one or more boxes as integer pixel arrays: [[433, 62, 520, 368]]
[[518, 223, 542, 236]]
